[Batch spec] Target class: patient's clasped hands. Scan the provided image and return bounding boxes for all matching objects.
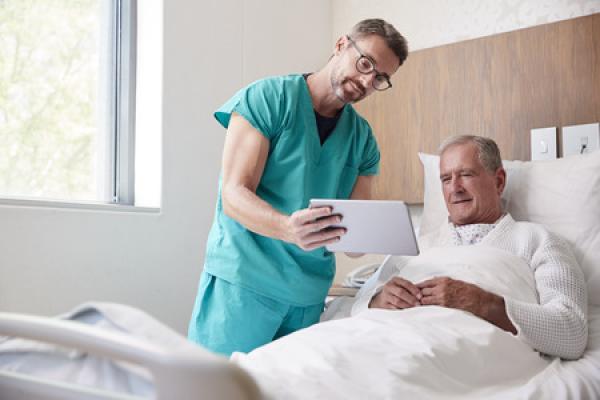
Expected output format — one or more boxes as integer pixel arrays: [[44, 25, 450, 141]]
[[370, 276, 489, 316], [369, 277, 422, 309], [369, 276, 517, 333]]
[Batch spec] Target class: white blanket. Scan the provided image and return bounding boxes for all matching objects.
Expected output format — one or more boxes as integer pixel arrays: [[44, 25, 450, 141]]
[[352, 246, 538, 315], [233, 246, 552, 399]]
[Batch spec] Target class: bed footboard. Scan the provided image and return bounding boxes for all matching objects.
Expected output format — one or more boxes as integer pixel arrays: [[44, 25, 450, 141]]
[[0, 312, 261, 400]]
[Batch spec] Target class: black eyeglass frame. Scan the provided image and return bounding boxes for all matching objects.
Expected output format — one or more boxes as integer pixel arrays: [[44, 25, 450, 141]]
[[346, 35, 392, 91]]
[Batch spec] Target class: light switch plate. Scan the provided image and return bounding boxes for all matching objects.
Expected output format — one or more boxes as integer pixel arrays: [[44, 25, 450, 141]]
[[562, 123, 600, 157], [530, 127, 557, 160]]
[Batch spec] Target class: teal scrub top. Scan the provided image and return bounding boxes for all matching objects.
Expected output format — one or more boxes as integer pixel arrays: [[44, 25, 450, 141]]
[[204, 74, 380, 306]]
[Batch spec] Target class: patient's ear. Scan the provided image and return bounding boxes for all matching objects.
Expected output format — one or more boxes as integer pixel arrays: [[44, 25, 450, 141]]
[[495, 168, 507, 194]]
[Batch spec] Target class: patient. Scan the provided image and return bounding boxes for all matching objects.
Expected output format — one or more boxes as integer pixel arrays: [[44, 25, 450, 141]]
[[358, 135, 588, 360]]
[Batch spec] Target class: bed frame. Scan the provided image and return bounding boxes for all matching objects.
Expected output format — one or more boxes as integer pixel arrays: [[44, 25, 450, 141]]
[[0, 312, 261, 400]]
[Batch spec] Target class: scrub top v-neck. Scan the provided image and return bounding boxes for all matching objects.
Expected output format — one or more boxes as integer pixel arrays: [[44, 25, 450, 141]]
[[206, 74, 380, 306], [303, 73, 341, 145]]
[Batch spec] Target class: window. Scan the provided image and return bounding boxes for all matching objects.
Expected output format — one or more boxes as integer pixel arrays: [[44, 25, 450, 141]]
[[0, 0, 150, 206]]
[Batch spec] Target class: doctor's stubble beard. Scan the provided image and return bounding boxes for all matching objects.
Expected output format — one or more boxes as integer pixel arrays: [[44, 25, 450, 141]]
[[330, 73, 367, 104]]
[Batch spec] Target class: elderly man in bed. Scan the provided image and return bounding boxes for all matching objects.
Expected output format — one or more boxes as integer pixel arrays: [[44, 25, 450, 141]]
[[354, 135, 588, 360]]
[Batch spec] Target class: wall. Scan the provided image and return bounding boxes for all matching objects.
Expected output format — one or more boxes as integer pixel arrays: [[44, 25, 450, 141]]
[[0, 0, 332, 334], [332, 0, 600, 50], [357, 14, 600, 203]]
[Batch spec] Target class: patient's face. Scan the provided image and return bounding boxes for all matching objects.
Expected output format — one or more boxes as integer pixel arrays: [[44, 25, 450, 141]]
[[439, 143, 506, 225]]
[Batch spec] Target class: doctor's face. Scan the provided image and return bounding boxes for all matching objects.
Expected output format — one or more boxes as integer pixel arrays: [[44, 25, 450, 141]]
[[330, 35, 399, 104], [439, 143, 506, 226]]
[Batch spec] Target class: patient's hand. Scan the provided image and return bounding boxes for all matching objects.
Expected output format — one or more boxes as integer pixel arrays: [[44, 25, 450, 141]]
[[369, 277, 422, 309], [417, 277, 517, 334], [417, 277, 485, 316]]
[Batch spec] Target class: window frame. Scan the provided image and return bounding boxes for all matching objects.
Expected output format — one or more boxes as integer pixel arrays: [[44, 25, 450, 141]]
[[0, 0, 139, 209], [112, 0, 137, 205]]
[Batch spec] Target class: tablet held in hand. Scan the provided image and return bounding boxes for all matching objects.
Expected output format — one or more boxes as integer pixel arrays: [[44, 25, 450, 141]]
[[309, 199, 419, 255]]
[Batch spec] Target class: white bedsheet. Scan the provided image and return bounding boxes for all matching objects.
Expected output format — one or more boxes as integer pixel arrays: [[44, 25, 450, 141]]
[[0, 301, 597, 399], [236, 307, 600, 400], [234, 247, 600, 399], [1, 246, 598, 400]]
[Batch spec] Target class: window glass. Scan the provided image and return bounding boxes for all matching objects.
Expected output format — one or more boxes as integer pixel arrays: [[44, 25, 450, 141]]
[[0, 0, 112, 202]]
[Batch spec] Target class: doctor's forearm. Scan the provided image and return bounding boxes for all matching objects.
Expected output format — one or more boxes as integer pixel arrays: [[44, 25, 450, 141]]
[[222, 184, 288, 240]]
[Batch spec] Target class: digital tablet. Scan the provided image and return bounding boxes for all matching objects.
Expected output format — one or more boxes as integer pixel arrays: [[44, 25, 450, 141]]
[[309, 199, 419, 255]]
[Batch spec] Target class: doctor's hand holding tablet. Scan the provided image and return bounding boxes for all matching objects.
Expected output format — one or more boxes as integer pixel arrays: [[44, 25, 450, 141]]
[[283, 206, 347, 251], [309, 199, 419, 256]]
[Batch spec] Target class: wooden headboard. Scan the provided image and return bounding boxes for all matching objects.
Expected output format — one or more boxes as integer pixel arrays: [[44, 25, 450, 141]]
[[355, 13, 600, 203]]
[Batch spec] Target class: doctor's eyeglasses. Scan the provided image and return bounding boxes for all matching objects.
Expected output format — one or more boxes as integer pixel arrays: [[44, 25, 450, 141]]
[[346, 35, 392, 91]]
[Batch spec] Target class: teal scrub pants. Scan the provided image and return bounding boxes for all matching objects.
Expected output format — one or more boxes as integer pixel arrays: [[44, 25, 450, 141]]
[[188, 271, 324, 356]]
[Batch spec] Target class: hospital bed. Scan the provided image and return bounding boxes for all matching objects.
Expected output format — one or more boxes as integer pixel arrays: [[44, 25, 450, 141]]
[[1, 151, 599, 399]]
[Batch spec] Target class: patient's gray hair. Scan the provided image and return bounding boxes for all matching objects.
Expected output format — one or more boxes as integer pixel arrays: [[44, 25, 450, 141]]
[[349, 19, 409, 66], [439, 135, 503, 173]]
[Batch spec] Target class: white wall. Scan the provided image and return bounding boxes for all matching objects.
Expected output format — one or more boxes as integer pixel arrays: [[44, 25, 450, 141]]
[[332, 0, 600, 51], [0, 0, 332, 334]]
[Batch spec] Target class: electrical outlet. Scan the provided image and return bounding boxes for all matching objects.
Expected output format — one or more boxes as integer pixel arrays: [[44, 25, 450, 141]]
[[562, 123, 600, 157], [530, 127, 557, 160]]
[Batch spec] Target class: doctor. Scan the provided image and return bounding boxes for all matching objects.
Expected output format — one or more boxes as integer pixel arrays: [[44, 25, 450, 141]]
[[188, 19, 408, 355]]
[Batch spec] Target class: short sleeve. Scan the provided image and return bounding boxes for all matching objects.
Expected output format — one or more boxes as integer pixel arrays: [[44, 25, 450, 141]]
[[358, 130, 380, 176], [214, 78, 284, 140]]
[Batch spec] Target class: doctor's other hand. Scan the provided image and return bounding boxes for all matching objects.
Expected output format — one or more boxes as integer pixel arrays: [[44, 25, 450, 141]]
[[283, 207, 346, 251], [369, 277, 422, 310]]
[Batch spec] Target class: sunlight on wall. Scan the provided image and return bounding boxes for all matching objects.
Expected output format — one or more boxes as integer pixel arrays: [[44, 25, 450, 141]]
[[135, 0, 163, 207]]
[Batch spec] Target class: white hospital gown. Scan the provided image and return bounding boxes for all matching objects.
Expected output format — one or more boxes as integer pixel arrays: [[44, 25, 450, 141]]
[[449, 217, 500, 246]]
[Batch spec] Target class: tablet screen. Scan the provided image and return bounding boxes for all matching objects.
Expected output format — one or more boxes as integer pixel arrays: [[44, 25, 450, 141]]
[[309, 199, 419, 255]]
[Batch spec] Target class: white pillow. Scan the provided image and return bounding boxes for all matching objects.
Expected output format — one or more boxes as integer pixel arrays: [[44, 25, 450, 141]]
[[418, 151, 600, 305]]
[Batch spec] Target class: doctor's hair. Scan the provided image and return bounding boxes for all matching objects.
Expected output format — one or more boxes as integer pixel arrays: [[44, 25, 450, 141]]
[[349, 19, 409, 66], [438, 135, 503, 173]]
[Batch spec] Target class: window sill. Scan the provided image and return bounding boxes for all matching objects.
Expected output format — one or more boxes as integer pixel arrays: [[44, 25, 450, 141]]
[[0, 197, 160, 214]]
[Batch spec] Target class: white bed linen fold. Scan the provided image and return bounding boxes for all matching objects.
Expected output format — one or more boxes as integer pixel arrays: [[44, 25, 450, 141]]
[[235, 305, 600, 400], [234, 306, 549, 399], [0, 300, 597, 399]]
